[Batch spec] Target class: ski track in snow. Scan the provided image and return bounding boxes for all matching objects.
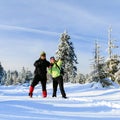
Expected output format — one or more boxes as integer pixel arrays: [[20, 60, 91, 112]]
[[0, 83, 120, 120]]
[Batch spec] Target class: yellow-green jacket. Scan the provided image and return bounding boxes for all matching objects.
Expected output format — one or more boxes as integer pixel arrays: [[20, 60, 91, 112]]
[[48, 60, 62, 78]]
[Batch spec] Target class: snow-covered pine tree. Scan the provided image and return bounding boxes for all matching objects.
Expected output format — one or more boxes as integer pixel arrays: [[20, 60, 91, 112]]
[[105, 26, 120, 83], [56, 30, 78, 82], [75, 73, 86, 84], [20, 67, 26, 84], [0, 62, 6, 85], [89, 41, 113, 88], [5, 70, 13, 85], [12, 71, 19, 85], [25, 69, 33, 84]]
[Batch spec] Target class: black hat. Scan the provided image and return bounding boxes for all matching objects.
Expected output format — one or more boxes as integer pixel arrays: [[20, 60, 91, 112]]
[[50, 56, 55, 60]]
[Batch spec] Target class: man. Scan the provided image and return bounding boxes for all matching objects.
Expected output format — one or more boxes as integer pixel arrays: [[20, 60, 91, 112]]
[[29, 52, 50, 98], [48, 57, 67, 99]]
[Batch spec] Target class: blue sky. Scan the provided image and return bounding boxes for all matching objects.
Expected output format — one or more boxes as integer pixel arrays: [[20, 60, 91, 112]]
[[0, 0, 120, 74]]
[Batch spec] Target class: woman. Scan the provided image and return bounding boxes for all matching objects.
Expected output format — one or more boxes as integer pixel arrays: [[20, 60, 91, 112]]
[[48, 57, 67, 99]]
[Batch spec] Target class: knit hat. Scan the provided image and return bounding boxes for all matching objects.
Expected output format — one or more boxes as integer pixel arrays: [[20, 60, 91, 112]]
[[40, 51, 46, 57], [50, 56, 55, 60]]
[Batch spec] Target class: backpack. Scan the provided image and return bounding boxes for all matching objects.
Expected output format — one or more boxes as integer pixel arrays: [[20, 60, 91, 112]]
[[55, 63, 64, 76]]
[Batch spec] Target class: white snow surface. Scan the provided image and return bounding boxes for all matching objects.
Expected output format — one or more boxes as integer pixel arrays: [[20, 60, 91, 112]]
[[0, 83, 120, 120]]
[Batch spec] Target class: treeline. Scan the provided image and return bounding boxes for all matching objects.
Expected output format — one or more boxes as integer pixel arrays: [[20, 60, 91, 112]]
[[0, 65, 33, 86]]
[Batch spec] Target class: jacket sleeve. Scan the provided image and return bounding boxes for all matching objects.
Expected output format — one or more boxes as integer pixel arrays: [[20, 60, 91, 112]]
[[57, 60, 62, 67], [34, 60, 40, 67], [48, 68, 52, 75], [46, 61, 50, 67]]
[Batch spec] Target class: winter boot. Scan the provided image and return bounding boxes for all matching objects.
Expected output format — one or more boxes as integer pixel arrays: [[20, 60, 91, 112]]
[[42, 91, 47, 98], [29, 93, 33, 98], [52, 95, 56, 97], [52, 94, 56, 97], [62, 96, 68, 99], [29, 86, 34, 98]]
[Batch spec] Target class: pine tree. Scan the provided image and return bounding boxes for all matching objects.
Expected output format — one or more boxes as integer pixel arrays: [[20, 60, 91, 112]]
[[0, 62, 6, 85], [75, 73, 86, 84], [20, 67, 26, 84], [25, 69, 33, 84], [56, 30, 78, 82], [90, 41, 105, 80], [5, 70, 13, 85], [105, 26, 120, 82], [12, 71, 19, 85], [89, 41, 113, 87]]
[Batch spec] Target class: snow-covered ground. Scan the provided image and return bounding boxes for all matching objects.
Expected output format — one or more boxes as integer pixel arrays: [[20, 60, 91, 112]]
[[0, 83, 120, 120]]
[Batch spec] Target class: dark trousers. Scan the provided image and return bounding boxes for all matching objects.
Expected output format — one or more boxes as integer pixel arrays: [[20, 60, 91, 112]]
[[31, 74, 47, 91], [52, 76, 66, 97]]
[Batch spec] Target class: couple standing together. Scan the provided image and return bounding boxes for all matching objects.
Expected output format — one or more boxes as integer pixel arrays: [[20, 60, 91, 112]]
[[29, 52, 67, 99]]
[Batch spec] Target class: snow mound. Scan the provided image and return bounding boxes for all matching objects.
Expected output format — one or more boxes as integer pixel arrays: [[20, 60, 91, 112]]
[[90, 78, 119, 89]]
